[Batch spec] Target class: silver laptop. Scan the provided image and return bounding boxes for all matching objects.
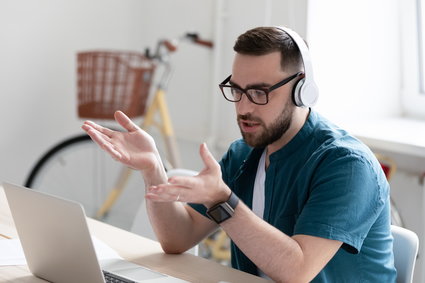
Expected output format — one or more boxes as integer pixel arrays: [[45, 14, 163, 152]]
[[3, 182, 188, 283]]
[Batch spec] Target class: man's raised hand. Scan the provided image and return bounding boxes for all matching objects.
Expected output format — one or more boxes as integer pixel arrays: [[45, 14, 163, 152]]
[[81, 110, 163, 172]]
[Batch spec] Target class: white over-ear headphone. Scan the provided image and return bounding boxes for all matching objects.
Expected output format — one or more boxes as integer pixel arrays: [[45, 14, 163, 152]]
[[276, 26, 319, 107]]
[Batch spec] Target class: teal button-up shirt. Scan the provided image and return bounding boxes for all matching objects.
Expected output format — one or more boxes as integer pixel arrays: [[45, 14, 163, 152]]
[[191, 111, 396, 282]]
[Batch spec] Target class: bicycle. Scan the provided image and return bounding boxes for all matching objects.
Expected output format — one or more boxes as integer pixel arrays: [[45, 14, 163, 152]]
[[24, 33, 213, 231]]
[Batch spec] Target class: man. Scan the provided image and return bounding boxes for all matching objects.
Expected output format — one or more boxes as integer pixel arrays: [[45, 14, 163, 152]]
[[82, 26, 396, 282]]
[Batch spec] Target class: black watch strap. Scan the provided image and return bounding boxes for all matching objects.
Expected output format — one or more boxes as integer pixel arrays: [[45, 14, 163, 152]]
[[227, 191, 239, 209]]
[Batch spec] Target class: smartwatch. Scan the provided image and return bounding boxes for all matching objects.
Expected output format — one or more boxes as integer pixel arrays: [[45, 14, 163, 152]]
[[206, 191, 239, 224]]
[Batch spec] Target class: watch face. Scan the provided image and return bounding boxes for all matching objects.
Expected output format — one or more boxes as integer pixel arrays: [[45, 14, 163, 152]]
[[208, 206, 232, 222]]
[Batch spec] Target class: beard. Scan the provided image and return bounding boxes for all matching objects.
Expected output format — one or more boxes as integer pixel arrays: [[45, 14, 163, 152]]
[[238, 100, 295, 148]]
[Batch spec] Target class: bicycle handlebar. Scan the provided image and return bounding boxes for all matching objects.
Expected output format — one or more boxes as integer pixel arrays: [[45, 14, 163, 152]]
[[162, 40, 178, 52], [185, 33, 214, 48], [144, 32, 213, 60]]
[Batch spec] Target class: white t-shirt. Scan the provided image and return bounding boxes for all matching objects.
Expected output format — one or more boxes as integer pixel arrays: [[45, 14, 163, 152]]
[[252, 149, 266, 219], [251, 149, 271, 279]]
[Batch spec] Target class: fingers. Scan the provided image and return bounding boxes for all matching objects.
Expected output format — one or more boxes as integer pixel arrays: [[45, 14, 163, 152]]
[[146, 174, 203, 202], [100, 142, 123, 160], [84, 126, 123, 160], [82, 122, 123, 160], [82, 122, 111, 144], [199, 143, 219, 170], [146, 184, 184, 202], [82, 111, 137, 136], [167, 175, 199, 189], [114, 111, 139, 132], [82, 120, 114, 138]]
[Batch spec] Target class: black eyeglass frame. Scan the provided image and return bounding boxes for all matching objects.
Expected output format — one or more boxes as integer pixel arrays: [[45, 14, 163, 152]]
[[218, 72, 303, 105]]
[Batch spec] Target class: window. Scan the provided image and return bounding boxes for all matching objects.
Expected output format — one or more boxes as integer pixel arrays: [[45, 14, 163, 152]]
[[419, 0, 425, 93], [400, 0, 425, 118]]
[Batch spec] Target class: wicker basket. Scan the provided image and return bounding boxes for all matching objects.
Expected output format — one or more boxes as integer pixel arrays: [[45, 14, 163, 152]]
[[77, 51, 155, 119]]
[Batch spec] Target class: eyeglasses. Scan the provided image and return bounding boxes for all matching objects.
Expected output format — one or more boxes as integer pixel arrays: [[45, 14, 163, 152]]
[[219, 72, 303, 105]]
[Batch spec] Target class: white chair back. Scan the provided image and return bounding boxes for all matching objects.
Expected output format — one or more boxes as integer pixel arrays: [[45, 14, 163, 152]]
[[391, 225, 419, 283]]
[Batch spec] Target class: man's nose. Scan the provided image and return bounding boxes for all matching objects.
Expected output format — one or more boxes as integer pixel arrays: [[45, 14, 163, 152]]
[[236, 93, 255, 114]]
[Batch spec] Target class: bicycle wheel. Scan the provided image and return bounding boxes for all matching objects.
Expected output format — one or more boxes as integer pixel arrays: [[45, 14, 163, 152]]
[[24, 134, 145, 231]]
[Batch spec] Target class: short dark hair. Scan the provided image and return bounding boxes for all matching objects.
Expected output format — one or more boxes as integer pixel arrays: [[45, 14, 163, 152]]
[[233, 27, 304, 73]]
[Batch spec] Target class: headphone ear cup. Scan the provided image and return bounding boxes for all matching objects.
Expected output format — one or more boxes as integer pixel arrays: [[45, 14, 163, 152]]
[[292, 78, 319, 108], [292, 78, 305, 107]]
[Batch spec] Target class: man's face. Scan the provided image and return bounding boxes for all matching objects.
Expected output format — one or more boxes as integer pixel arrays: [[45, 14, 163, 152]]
[[231, 52, 296, 148]]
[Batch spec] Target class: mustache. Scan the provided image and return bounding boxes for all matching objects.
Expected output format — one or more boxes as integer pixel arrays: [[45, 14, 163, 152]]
[[237, 113, 263, 124]]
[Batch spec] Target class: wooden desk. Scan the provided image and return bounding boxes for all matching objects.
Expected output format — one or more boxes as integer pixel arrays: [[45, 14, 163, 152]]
[[0, 187, 268, 283]]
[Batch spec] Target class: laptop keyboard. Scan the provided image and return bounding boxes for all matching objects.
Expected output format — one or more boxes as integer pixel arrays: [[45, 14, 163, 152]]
[[103, 270, 137, 283]]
